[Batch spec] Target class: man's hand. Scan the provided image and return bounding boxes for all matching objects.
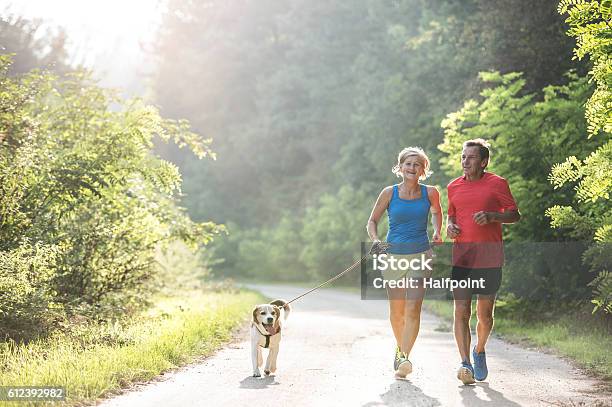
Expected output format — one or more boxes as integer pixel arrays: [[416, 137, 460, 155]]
[[473, 211, 493, 225], [446, 223, 461, 239]]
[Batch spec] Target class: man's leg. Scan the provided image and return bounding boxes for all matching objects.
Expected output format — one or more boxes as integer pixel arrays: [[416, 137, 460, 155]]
[[454, 289, 476, 384], [475, 294, 495, 353], [453, 292, 472, 362], [452, 265, 476, 384], [471, 266, 501, 382]]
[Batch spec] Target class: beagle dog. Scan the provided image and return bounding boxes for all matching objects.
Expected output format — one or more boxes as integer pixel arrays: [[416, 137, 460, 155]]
[[251, 299, 291, 377]]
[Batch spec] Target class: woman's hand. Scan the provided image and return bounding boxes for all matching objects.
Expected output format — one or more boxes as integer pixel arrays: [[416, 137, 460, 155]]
[[369, 240, 390, 255], [432, 232, 443, 245]]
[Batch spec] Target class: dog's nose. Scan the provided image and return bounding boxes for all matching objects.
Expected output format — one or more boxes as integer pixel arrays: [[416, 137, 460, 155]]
[[266, 317, 273, 323]]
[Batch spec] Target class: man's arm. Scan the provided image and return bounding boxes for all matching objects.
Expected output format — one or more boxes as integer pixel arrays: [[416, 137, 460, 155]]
[[447, 215, 461, 239], [474, 178, 521, 225], [491, 209, 521, 223], [473, 209, 520, 225], [446, 187, 460, 239]]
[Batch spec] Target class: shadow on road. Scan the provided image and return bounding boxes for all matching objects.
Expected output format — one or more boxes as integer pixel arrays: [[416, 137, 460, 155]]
[[239, 375, 281, 389], [362, 379, 441, 406], [459, 383, 522, 406]]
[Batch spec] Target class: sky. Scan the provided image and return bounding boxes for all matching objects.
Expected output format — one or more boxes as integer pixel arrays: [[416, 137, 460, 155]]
[[1, 0, 166, 96]]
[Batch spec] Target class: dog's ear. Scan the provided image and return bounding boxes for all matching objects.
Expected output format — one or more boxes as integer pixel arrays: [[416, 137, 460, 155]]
[[252, 306, 259, 324], [272, 305, 281, 330]]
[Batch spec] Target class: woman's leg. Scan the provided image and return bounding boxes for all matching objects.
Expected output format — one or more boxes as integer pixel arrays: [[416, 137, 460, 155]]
[[386, 287, 407, 346], [400, 285, 426, 357]]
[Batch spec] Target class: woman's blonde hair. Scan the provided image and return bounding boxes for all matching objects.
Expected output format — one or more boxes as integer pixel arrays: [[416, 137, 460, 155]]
[[392, 147, 432, 180]]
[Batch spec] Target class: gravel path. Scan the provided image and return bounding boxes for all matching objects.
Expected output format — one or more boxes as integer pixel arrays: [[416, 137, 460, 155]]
[[98, 284, 610, 407]]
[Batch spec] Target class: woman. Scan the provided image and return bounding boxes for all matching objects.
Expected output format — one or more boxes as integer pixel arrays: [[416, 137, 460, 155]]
[[366, 147, 443, 378]]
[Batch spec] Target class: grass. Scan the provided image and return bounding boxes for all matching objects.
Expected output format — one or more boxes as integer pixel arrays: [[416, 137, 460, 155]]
[[424, 300, 612, 381], [0, 289, 265, 406]]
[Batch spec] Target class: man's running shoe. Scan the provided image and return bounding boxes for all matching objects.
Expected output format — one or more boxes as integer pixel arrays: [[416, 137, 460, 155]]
[[472, 347, 488, 381], [457, 361, 475, 385]]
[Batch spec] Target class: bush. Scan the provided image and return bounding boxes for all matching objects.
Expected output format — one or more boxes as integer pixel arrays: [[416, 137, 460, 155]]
[[0, 242, 62, 340], [0, 56, 220, 339]]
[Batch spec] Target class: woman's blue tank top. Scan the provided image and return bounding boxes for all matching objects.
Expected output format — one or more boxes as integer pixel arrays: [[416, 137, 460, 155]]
[[386, 184, 431, 254]]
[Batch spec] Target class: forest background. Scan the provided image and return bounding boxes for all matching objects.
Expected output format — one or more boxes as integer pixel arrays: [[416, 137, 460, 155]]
[[1, 0, 610, 344]]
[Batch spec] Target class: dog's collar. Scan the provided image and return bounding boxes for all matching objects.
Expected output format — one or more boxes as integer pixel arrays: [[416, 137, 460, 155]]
[[253, 323, 280, 336], [253, 323, 280, 348]]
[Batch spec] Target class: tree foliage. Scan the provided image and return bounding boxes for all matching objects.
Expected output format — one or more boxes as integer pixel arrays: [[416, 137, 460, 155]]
[[547, 0, 612, 313], [439, 71, 601, 242], [437, 0, 611, 313], [0, 13, 70, 75], [438, 71, 605, 303], [0, 55, 218, 339], [152, 1, 579, 281]]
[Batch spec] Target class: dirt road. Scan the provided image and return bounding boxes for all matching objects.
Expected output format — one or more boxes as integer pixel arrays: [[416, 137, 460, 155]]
[[99, 284, 609, 406]]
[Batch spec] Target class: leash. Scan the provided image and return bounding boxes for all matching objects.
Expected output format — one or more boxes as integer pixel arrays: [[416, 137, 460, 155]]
[[284, 253, 369, 306]]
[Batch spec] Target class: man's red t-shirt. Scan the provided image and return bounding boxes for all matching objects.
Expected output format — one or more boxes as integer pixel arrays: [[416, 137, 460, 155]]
[[447, 172, 518, 268]]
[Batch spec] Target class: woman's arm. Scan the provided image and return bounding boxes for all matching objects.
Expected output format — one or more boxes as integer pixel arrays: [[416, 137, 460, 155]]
[[427, 186, 443, 243], [366, 186, 392, 242]]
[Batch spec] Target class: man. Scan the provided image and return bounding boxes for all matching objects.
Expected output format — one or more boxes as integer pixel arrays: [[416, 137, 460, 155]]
[[446, 139, 520, 385]]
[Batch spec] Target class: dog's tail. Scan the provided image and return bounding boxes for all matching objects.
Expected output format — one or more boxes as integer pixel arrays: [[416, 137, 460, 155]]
[[270, 299, 291, 320]]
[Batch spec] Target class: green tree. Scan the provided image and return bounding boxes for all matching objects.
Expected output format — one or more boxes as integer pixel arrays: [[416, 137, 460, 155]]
[[438, 71, 604, 304], [234, 215, 307, 281], [439, 71, 601, 242], [0, 56, 218, 338], [152, 0, 582, 281], [300, 185, 372, 282], [546, 0, 612, 313], [0, 14, 70, 74]]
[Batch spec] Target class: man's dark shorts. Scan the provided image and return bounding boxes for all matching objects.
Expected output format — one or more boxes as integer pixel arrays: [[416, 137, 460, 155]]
[[451, 266, 502, 299]]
